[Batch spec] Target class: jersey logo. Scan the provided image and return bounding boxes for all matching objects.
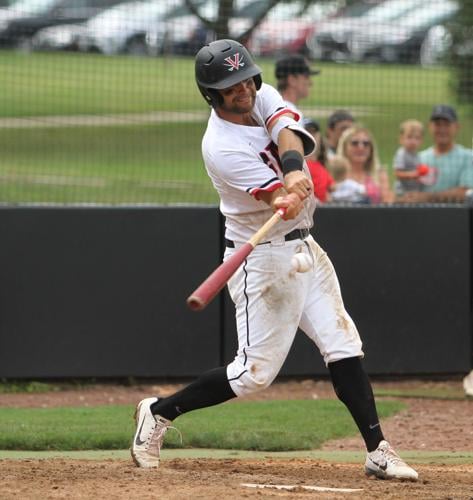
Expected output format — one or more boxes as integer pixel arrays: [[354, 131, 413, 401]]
[[224, 52, 245, 72]]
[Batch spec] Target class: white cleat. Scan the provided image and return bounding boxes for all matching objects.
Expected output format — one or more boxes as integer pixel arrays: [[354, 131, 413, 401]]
[[365, 440, 418, 481], [131, 397, 171, 468]]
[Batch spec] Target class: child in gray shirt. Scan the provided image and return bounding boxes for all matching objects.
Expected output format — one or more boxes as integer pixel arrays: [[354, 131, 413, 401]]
[[394, 119, 430, 195]]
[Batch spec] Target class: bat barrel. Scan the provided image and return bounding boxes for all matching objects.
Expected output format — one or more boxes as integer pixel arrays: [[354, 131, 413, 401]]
[[186, 242, 253, 311], [186, 295, 206, 312], [186, 209, 286, 312]]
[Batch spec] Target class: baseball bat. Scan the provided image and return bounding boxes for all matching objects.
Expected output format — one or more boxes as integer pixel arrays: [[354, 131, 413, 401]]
[[186, 208, 286, 311]]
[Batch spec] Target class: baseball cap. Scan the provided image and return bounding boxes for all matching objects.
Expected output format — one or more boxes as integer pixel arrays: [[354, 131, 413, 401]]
[[275, 54, 320, 79], [327, 110, 354, 129], [430, 104, 458, 122], [303, 117, 321, 132]]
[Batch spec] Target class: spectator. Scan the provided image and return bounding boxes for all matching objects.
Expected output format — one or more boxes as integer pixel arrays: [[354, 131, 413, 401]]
[[330, 155, 368, 203], [393, 119, 432, 196], [326, 110, 355, 160], [396, 105, 473, 203], [275, 54, 320, 121], [337, 125, 394, 204], [303, 117, 334, 203]]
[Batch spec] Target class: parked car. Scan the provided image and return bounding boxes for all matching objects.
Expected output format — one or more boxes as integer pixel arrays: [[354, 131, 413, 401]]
[[31, 22, 86, 51], [419, 24, 453, 67], [0, 0, 129, 49], [76, 0, 181, 55], [348, 0, 459, 64], [145, 0, 268, 56], [247, 0, 340, 57], [306, 0, 431, 62]]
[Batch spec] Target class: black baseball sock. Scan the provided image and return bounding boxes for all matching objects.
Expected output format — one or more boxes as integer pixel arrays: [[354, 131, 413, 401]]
[[328, 356, 384, 452], [150, 366, 236, 421]]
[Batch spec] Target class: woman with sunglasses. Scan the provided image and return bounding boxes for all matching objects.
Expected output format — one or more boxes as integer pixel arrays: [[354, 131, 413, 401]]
[[336, 126, 394, 204]]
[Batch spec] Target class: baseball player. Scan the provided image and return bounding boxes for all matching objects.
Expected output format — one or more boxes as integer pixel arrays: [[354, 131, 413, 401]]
[[131, 39, 418, 481]]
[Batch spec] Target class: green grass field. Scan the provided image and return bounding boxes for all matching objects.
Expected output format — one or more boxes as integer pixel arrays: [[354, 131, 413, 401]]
[[1, 51, 471, 204], [0, 399, 403, 451]]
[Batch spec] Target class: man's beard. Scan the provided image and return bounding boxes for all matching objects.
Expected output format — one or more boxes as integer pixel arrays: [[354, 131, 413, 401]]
[[222, 93, 256, 114]]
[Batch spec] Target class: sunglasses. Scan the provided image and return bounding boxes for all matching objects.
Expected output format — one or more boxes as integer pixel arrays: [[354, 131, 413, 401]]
[[350, 140, 371, 147]]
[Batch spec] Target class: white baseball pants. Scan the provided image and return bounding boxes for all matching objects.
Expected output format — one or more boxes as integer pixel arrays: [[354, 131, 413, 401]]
[[225, 235, 363, 397]]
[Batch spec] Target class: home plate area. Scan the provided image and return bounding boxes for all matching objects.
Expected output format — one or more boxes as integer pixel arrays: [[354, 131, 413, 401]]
[[2, 458, 473, 499], [241, 483, 364, 493]]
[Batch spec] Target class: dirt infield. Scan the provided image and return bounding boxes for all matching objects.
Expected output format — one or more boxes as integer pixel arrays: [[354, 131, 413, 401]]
[[1, 379, 472, 499], [2, 457, 473, 499]]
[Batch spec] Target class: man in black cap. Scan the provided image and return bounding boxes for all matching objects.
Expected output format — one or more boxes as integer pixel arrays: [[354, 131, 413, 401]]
[[397, 104, 473, 204], [275, 54, 320, 121]]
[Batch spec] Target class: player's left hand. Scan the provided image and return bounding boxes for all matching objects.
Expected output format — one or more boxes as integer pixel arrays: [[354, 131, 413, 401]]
[[284, 171, 313, 200]]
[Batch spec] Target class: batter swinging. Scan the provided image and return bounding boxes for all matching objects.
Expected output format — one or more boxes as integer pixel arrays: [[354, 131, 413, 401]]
[[131, 39, 418, 481]]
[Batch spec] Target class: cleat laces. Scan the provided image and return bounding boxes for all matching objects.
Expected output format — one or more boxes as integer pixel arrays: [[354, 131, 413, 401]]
[[149, 418, 182, 452]]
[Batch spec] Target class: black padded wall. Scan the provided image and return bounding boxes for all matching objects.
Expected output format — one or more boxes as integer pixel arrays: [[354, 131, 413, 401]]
[[0, 207, 221, 378], [224, 206, 471, 375], [0, 205, 471, 379]]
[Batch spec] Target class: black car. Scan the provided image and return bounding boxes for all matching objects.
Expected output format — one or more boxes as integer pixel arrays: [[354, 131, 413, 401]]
[[0, 0, 129, 49]]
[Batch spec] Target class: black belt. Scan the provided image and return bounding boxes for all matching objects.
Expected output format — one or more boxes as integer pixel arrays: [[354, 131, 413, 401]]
[[225, 228, 310, 248]]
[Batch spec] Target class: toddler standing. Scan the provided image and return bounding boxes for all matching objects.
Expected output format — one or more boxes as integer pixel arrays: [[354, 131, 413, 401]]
[[393, 120, 430, 195]]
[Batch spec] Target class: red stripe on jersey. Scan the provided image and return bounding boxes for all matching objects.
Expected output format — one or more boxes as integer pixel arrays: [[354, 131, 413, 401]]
[[249, 180, 283, 200], [265, 108, 300, 128]]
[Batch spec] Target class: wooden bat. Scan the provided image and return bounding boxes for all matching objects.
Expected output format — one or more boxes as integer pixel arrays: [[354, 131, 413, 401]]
[[187, 208, 286, 311]]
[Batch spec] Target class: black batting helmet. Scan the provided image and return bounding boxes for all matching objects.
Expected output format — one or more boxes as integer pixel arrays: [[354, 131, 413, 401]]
[[195, 39, 262, 108]]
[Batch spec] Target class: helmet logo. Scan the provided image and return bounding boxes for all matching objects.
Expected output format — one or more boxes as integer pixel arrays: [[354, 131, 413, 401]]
[[223, 52, 245, 72]]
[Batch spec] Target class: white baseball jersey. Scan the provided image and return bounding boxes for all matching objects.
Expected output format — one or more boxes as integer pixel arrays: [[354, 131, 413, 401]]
[[283, 99, 304, 123], [202, 83, 316, 243]]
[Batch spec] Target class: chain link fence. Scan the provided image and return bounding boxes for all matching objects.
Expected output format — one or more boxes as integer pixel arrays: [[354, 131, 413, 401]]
[[0, 0, 471, 205]]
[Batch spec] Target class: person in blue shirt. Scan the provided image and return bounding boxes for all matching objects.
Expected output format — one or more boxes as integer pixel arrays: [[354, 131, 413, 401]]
[[396, 105, 473, 204]]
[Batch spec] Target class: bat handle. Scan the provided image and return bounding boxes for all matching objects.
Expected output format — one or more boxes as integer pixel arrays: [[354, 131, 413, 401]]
[[248, 208, 286, 247]]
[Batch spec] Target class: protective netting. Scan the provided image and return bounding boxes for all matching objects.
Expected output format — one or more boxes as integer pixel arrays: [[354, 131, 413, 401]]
[[0, 0, 471, 205]]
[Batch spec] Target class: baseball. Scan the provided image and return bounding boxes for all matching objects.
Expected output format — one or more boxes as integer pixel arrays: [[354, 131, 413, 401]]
[[291, 253, 312, 273]]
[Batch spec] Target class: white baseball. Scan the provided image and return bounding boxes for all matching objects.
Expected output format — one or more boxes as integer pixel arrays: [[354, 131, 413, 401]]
[[291, 253, 312, 273]]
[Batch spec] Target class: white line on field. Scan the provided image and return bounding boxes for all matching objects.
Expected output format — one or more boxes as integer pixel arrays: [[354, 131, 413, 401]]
[[241, 483, 363, 493], [0, 107, 374, 129], [0, 111, 209, 129]]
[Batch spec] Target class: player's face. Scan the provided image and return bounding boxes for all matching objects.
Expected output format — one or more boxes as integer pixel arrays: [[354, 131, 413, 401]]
[[219, 78, 256, 114], [346, 132, 372, 166]]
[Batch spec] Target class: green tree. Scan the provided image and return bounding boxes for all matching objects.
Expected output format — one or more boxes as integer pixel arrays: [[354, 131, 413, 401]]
[[450, 0, 473, 106], [183, 0, 336, 42]]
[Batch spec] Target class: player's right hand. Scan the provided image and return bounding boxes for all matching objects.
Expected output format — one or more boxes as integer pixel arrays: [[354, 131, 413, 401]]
[[284, 171, 313, 201], [273, 193, 303, 220]]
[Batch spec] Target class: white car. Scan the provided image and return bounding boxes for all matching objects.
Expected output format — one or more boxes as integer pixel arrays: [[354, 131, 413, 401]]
[[348, 0, 459, 64], [79, 0, 181, 55], [306, 0, 431, 62]]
